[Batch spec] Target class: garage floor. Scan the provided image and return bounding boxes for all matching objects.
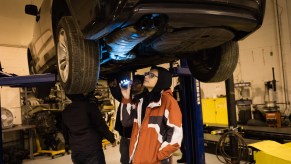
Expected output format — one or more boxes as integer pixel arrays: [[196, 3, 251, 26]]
[[23, 144, 222, 164]]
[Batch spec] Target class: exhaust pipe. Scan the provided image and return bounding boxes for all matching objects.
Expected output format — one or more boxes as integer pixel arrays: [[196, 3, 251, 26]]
[[105, 16, 163, 60]]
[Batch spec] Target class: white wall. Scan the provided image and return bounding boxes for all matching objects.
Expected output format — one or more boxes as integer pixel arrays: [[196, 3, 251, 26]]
[[0, 47, 29, 75], [235, 0, 282, 104], [0, 0, 43, 47], [0, 47, 29, 125], [280, 0, 291, 115], [0, 0, 39, 125], [201, 0, 291, 116]]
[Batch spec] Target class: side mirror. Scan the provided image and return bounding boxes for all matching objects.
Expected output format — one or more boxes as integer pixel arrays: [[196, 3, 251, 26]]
[[25, 4, 38, 16]]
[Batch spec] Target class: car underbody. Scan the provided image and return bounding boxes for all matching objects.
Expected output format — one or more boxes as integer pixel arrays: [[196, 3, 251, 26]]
[[25, 0, 266, 94]]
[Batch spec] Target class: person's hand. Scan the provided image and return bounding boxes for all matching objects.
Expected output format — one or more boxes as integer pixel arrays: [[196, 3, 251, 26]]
[[119, 81, 131, 99]]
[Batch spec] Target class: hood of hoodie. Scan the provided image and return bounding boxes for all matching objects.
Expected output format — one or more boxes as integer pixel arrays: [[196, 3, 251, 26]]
[[143, 66, 172, 104], [150, 66, 172, 95]]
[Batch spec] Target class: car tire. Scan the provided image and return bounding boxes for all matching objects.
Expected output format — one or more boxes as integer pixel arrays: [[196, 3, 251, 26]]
[[187, 41, 239, 82], [57, 16, 100, 94]]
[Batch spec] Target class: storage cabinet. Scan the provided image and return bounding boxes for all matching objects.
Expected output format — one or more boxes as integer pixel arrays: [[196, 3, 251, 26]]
[[202, 98, 228, 125]]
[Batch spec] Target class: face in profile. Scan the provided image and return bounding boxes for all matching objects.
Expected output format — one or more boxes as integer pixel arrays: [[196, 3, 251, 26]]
[[143, 69, 158, 91]]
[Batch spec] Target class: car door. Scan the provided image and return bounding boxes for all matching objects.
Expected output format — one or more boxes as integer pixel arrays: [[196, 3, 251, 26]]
[[31, 0, 54, 73], [29, 5, 43, 73], [39, 0, 55, 69]]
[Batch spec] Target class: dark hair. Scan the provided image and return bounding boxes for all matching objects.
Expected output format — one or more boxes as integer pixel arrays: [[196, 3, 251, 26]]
[[132, 75, 144, 85]]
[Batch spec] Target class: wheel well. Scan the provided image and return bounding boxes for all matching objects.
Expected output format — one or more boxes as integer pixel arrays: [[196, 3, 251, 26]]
[[27, 48, 35, 74], [51, 0, 71, 40], [27, 49, 32, 62]]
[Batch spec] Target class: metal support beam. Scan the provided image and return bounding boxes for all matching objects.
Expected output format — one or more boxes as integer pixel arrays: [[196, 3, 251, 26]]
[[178, 58, 205, 164], [0, 73, 57, 87], [225, 75, 239, 163]]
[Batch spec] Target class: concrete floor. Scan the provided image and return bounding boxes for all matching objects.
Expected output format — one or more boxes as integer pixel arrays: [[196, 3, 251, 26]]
[[23, 144, 223, 164]]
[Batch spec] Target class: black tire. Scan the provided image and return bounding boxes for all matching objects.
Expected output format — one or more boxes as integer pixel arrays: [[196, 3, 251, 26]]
[[187, 41, 239, 82], [56, 16, 100, 94]]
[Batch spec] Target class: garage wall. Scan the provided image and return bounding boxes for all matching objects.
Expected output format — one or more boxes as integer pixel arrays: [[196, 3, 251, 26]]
[[0, 47, 29, 125], [201, 0, 291, 116], [235, 0, 283, 103], [0, 0, 41, 125], [0, 47, 29, 75], [0, 0, 42, 47], [236, 0, 291, 115], [281, 0, 291, 115]]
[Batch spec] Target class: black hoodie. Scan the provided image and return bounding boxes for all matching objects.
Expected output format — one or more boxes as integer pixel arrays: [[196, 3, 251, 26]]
[[62, 94, 115, 153]]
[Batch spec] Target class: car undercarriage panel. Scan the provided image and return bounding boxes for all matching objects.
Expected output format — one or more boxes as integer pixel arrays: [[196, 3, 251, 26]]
[[99, 27, 234, 77], [150, 28, 234, 54]]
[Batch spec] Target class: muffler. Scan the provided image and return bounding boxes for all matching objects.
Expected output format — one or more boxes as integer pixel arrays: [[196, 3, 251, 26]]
[[104, 16, 162, 60]]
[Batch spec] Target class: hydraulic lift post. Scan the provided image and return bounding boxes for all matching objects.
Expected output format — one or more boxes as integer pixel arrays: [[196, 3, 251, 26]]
[[173, 58, 205, 164], [225, 75, 239, 163]]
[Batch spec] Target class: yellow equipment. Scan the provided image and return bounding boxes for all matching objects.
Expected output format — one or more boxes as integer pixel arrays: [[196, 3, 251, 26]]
[[250, 141, 291, 164], [202, 98, 228, 125], [101, 105, 118, 149], [33, 129, 65, 159]]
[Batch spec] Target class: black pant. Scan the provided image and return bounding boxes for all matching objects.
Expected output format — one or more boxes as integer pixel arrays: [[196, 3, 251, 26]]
[[119, 136, 130, 164], [71, 151, 105, 164], [180, 137, 186, 158]]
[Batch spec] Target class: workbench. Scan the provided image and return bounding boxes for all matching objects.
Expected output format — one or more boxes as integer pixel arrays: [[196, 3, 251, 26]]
[[2, 125, 36, 159]]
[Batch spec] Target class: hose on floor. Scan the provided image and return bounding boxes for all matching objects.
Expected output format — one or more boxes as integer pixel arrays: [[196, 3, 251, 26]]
[[216, 130, 249, 164]]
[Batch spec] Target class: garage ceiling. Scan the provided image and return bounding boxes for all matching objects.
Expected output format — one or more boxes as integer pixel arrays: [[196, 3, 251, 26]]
[[0, 0, 42, 48]]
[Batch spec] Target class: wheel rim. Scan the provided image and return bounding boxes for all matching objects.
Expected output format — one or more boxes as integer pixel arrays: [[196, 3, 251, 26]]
[[57, 28, 69, 83]]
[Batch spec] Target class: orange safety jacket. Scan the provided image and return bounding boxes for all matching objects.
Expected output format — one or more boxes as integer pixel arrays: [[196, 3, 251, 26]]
[[121, 89, 183, 164]]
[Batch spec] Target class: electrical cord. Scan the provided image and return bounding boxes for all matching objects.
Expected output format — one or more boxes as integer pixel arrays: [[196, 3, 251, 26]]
[[216, 130, 250, 164]]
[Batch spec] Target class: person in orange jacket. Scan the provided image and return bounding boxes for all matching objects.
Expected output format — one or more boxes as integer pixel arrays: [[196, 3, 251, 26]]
[[120, 66, 183, 164]]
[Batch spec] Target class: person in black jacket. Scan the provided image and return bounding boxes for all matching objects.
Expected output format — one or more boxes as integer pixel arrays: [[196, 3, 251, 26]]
[[62, 93, 115, 164], [108, 74, 145, 164]]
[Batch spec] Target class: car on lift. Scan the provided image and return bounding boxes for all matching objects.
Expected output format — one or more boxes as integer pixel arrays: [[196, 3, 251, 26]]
[[25, 0, 266, 95]]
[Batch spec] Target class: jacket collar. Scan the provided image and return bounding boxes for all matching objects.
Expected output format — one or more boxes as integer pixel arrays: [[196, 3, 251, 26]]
[[147, 89, 172, 108]]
